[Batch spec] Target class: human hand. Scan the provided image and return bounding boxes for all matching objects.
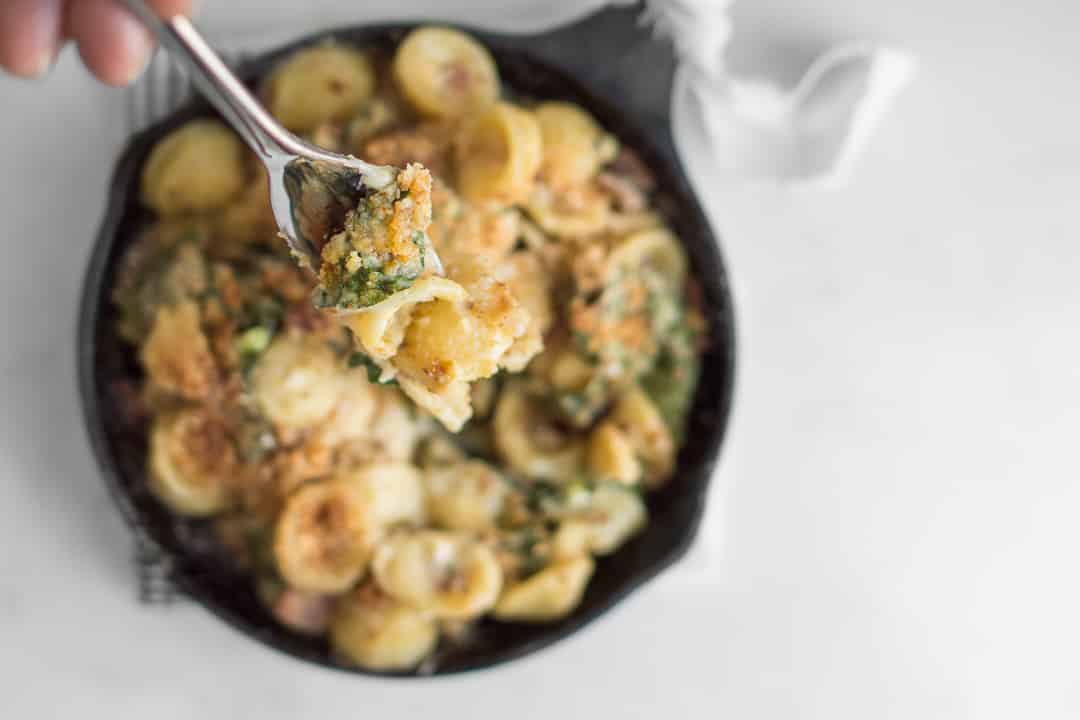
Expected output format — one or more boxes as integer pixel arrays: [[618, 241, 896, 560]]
[[0, 0, 195, 86]]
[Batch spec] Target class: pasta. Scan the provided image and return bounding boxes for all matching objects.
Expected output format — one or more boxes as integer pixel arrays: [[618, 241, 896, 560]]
[[424, 460, 507, 531], [493, 381, 585, 481], [140, 300, 217, 400], [371, 530, 503, 619], [393, 27, 499, 119], [454, 101, 543, 205], [610, 387, 676, 488], [331, 585, 439, 670], [577, 483, 647, 555], [141, 120, 247, 215], [273, 475, 381, 593], [344, 462, 427, 529], [586, 421, 642, 486], [265, 44, 376, 133], [524, 181, 611, 238], [493, 556, 594, 622], [535, 101, 607, 192], [148, 408, 235, 516], [250, 333, 345, 433], [115, 26, 704, 672]]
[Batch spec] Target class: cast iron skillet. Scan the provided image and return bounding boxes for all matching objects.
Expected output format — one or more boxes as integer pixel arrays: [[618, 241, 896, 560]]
[[77, 8, 736, 676]]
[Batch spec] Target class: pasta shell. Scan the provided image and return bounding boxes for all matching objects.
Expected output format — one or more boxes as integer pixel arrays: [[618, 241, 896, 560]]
[[493, 381, 585, 482], [341, 276, 468, 361], [587, 422, 643, 486], [273, 476, 379, 593], [140, 300, 216, 400], [251, 333, 345, 432], [141, 120, 246, 215], [266, 44, 376, 133], [524, 182, 611, 238], [606, 227, 687, 288], [610, 387, 676, 487], [454, 101, 542, 205], [331, 586, 438, 671], [535, 102, 604, 191], [340, 462, 427, 530], [372, 530, 503, 619], [424, 460, 508, 532], [581, 484, 647, 555], [493, 556, 594, 622], [393, 27, 499, 118], [148, 408, 235, 516]]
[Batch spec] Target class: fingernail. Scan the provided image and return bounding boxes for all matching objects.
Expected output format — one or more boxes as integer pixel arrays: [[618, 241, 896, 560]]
[[117, 13, 155, 84], [30, 47, 56, 77], [124, 45, 154, 85]]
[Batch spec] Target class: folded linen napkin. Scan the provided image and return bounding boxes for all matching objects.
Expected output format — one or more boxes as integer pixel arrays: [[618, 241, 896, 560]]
[[636, 0, 916, 186]]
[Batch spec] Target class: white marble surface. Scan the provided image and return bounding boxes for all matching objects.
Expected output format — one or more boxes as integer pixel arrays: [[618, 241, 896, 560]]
[[2, 1, 1079, 717]]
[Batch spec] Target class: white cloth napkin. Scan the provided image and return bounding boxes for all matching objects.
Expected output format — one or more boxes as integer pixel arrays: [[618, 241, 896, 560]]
[[634, 0, 916, 186]]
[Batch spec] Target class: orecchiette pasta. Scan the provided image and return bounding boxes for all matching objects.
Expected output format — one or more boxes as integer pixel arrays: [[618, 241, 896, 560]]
[[578, 483, 647, 555], [610, 387, 676, 488], [371, 530, 503, 619], [345, 97, 404, 152], [148, 408, 235, 516], [524, 182, 611, 238], [322, 381, 424, 466], [318, 375, 381, 446], [340, 252, 533, 431], [393, 27, 499, 119], [493, 556, 595, 622], [499, 251, 554, 371], [118, 26, 704, 672], [343, 462, 427, 529], [535, 102, 606, 192], [273, 476, 380, 594], [424, 460, 507, 531], [141, 120, 247, 215], [266, 44, 376, 133], [251, 333, 345, 433], [364, 386, 425, 462], [392, 283, 524, 423], [213, 163, 277, 252], [342, 276, 468, 362], [454, 101, 542, 206], [587, 422, 642, 486], [607, 226, 687, 288], [493, 382, 585, 482], [331, 586, 439, 671], [140, 300, 216, 400]]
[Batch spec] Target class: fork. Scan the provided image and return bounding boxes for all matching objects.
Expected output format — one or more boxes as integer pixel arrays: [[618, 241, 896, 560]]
[[118, 0, 400, 272]]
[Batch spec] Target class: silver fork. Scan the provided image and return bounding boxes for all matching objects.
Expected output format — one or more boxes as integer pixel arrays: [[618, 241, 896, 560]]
[[118, 0, 400, 272]]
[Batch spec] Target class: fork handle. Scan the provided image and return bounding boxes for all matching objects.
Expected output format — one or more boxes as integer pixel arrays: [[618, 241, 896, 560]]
[[117, 0, 305, 162]]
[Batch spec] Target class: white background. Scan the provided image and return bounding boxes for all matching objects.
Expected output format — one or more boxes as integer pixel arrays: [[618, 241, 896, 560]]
[[2, 1, 1079, 717]]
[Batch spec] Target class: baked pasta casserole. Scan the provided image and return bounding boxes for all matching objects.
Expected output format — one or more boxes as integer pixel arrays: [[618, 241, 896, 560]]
[[113, 26, 704, 672]]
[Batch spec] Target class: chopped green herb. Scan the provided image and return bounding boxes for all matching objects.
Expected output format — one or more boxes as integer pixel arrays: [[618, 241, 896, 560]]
[[236, 325, 272, 356], [347, 351, 395, 385], [526, 482, 563, 514], [641, 319, 700, 441], [314, 169, 432, 310], [314, 253, 420, 309]]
